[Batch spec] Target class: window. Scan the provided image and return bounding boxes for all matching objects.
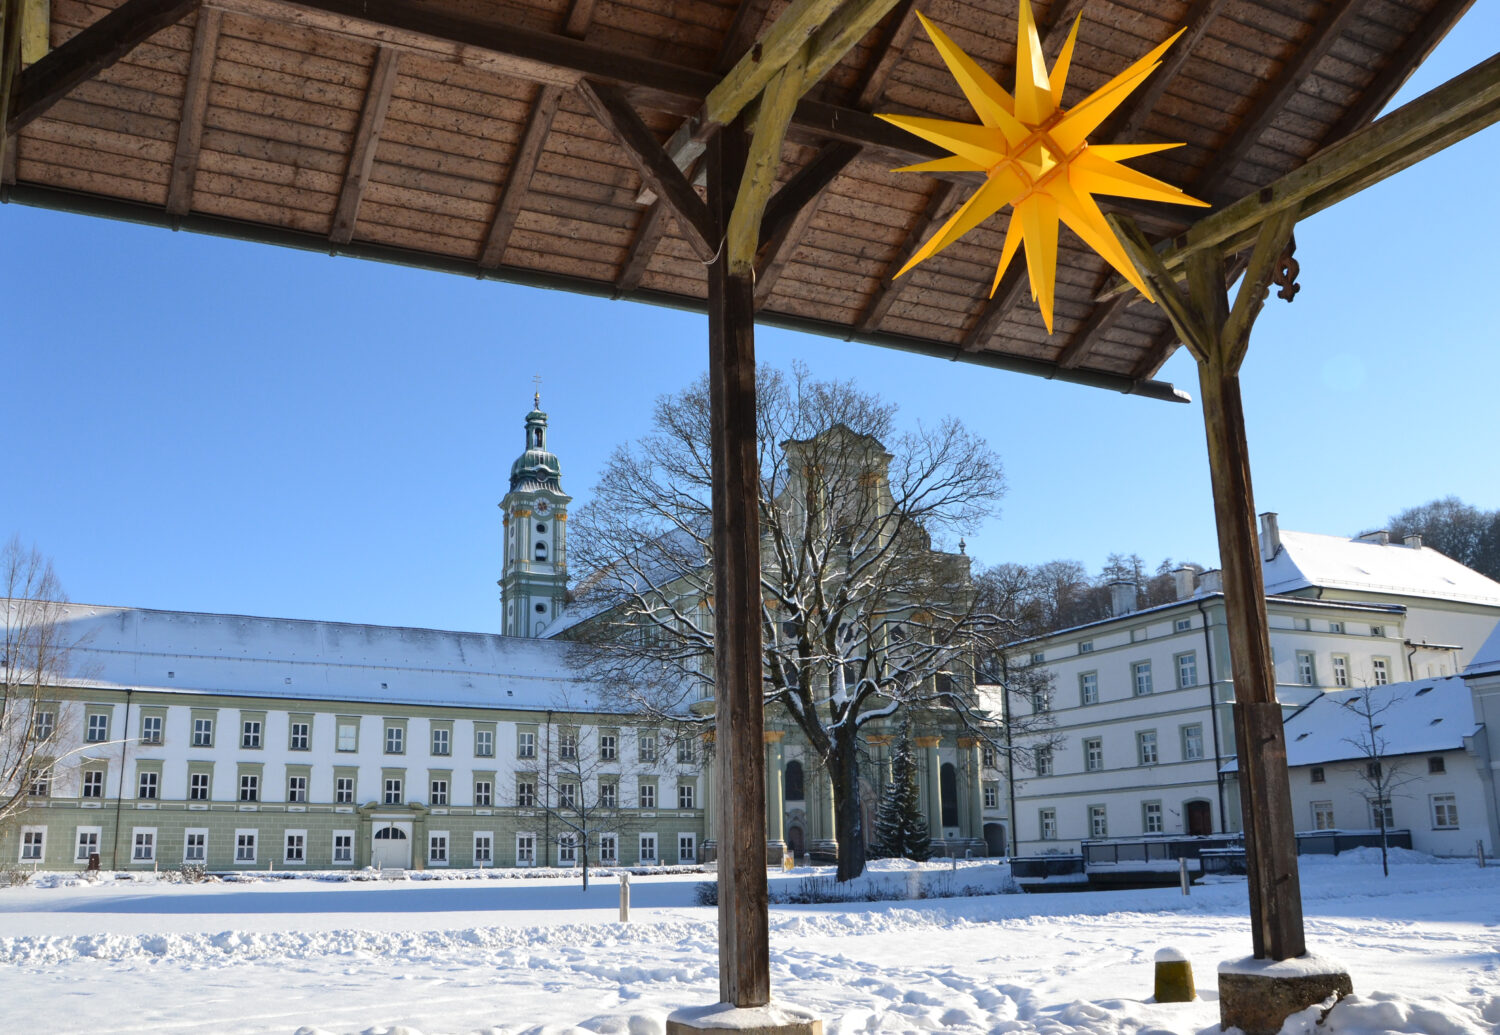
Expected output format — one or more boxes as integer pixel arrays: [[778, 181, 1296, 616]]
[[1176, 652, 1197, 689], [192, 717, 214, 747], [983, 782, 998, 809], [678, 783, 695, 809], [1370, 625, 1385, 638], [189, 772, 210, 801], [1296, 651, 1316, 686], [1035, 745, 1053, 776], [1030, 689, 1051, 714], [1310, 765, 1325, 784], [600, 781, 618, 809], [86, 713, 109, 743], [516, 833, 536, 866], [1030, 651, 1045, 665], [34, 710, 55, 741], [516, 778, 536, 808], [430, 779, 449, 806], [335, 776, 355, 804], [285, 831, 306, 864], [1431, 794, 1459, 829], [639, 833, 658, 863], [982, 746, 996, 768], [429, 833, 449, 865], [289, 721, 310, 751], [1088, 804, 1108, 838], [139, 714, 163, 745], [337, 720, 358, 752], [385, 726, 405, 754], [474, 779, 493, 807], [132, 829, 156, 862], [82, 769, 104, 799], [1332, 655, 1349, 687], [1181, 724, 1204, 761], [557, 834, 577, 865], [138, 771, 159, 800], [1079, 640, 1094, 654], [280, 774, 305, 803], [1366, 761, 1383, 780], [183, 830, 207, 863], [1137, 730, 1158, 766], [678, 834, 697, 862], [599, 833, 618, 864], [28, 768, 50, 797], [638, 732, 657, 763], [1372, 658, 1390, 685], [383, 778, 403, 805], [473, 833, 493, 865], [558, 729, 578, 760], [431, 728, 451, 756], [241, 719, 262, 749], [239, 774, 260, 802], [1079, 671, 1098, 706], [1175, 617, 1192, 633], [1039, 808, 1057, 840], [677, 737, 695, 764], [1429, 756, 1446, 774], [475, 728, 495, 758], [75, 827, 101, 863], [333, 832, 354, 864], [599, 732, 618, 761], [235, 831, 257, 863], [558, 782, 577, 809], [639, 782, 656, 809], [1371, 798, 1394, 829], [517, 730, 537, 759], [1143, 801, 1163, 834], [1133, 661, 1153, 696], [1084, 737, 1103, 772], [20, 828, 44, 861]]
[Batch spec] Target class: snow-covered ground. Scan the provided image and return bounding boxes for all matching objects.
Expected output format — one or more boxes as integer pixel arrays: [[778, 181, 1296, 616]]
[[1, 851, 1497, 1035]]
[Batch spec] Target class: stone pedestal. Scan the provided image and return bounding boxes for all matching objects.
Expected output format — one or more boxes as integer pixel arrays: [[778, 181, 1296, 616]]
[[666, 1002, 822, 1035], [1218, 955, 1351, 1035], [766, 840, 786, 865]]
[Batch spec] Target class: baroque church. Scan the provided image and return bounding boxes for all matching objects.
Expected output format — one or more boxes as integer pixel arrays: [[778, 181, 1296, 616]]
[[3, 398, 998, 873]]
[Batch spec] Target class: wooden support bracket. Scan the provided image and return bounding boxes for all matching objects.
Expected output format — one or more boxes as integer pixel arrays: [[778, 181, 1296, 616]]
[[1110, 213, 1211, 361], [727, 44, 807, 274]]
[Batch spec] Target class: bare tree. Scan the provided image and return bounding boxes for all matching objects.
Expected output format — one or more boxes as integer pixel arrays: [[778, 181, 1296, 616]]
[[564, 365, 1024, 881], [1340, 684, 1416, 877], [1, 538, 80, 829]]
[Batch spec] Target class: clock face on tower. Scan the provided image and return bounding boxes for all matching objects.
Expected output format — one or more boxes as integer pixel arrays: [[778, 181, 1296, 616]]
[[535, 500, 551, 516]]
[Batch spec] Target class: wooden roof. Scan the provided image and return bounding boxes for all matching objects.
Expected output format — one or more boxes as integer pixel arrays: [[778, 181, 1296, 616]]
[[0, 0, 1476, 400]]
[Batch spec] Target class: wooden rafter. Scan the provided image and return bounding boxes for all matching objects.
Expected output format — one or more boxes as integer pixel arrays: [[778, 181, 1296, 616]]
[[1191, 0, 1363, 200], [577, 78, 716, 261], [329, 46, 398, 245], [6, 0, 199, 136], [855, 180, 960, 331], [165, 6, 220, 217], [1106, 0, 1226, 141], [961, 264, 1029, 352], [1054, 293, 1130, 369]]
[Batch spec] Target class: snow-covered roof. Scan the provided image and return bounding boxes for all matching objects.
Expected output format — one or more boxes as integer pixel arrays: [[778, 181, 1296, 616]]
[[42, 603, 605, 712], [1263, 530, 1500, 607], [1466, 622, 1500, 679], [1222, 675, 1480, 772]]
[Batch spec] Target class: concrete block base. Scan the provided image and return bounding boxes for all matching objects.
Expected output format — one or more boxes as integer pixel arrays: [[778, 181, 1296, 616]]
[[1218, 955, 1352, 1035], [666, 1002, 823, 1035]]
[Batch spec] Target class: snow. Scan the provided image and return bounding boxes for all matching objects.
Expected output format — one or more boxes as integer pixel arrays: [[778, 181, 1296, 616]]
[[2, 854, 1498, 1034], [46, 603, 601, 712], [667, 1002, 821, 1031], [1217, 954, 1347, 978], [1262, 530, 1500, 607]]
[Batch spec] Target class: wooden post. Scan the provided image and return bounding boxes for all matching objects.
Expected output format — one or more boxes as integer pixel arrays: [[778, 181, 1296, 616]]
[[705, 113, 771, 1009]]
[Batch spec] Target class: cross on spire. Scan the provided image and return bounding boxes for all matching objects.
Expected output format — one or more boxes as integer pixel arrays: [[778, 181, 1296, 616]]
[[532, 374, 542, 409]]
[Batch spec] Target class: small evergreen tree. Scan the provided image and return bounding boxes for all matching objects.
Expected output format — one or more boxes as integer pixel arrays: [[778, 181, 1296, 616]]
[[873, 724, 931, 861]]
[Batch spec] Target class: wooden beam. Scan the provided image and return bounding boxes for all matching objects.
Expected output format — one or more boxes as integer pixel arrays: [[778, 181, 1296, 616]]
[[1053, 292, 1129, 369], [20, 0, 46, 63], [1107, 0, 1226, 140], [702, 0, 842, 129], [960, 262, 1028, 352], [1222, 209, 1296, 371], [329, 46, 398, 245], [727, 43, 807, 273], [615, 200, 670, 292], [1111, 213, 1210, 360], [752, 140, 859, 302], [6, 0, 199, 136], [1191, 0, 1363, 200], [165, 6, 220, 217], [577, 78, 717, 262], [795, 0, 905, 103], [1129, 326, 1179, 380], [0, 0, 23, 180], [855, 180, 960, 331]]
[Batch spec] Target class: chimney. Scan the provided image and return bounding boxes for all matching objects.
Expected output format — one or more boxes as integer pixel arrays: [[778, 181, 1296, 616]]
[[1109, 579, 1138, 617], [1259, 512, 1281, 562], [1199, 569, 1223, 594], [1357, 529, 1391, 546], [1403, 533, 1423, 549], [1172, 566, 1198, 601]]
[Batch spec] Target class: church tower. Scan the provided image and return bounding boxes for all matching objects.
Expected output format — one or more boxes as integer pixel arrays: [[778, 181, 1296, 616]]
[[499, 393, 572, 637]]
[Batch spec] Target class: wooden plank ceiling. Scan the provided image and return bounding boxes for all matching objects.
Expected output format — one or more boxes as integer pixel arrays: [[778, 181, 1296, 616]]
[[1, 0, 1474, 400]]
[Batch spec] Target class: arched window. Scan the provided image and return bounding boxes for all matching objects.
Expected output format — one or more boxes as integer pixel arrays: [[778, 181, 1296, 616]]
[[784, 760, 805, 801], [940, 762, 959, 827], [535, 542, 548, 561]]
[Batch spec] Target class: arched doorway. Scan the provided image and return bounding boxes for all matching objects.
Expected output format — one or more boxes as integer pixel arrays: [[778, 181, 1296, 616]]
[[1185, 800, 1213, 836], [983, 822, 1007, 857], [786, 824, 805, 860], [372, 824, 411, 869]]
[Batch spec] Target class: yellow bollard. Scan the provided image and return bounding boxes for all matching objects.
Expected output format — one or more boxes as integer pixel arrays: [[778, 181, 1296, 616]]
[[1154, 947, 1196, 1003], [782, 850, 796, 872]]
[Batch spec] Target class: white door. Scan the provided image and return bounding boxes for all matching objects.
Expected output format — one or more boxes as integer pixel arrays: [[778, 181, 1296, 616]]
[[372, 825, 411, 869]]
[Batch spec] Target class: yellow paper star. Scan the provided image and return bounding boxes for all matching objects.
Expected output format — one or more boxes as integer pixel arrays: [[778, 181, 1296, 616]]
[[877, 3, 1209, 333]]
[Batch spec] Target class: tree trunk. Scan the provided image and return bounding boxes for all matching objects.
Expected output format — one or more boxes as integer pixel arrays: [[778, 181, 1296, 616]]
[[830, 736, 866, 882], [582, 840, 590, 890]]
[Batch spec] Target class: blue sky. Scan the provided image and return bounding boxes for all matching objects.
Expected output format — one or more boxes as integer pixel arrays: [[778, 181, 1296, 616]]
[[4, 8, 1497, 633]]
